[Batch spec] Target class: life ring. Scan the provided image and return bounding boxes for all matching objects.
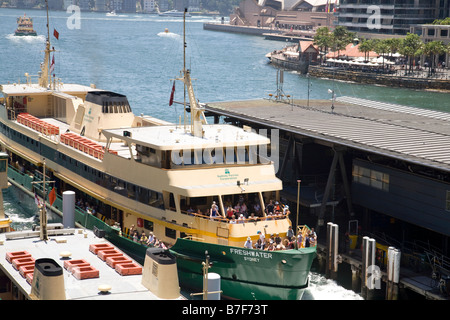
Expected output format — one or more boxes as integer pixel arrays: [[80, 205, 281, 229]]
[[137, 218, 143, 228]]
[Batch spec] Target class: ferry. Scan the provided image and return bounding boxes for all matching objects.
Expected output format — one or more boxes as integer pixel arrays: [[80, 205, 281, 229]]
[[14, 14, 37, 37], [0, 5, 316, 300], [159, 9, 191, 17]]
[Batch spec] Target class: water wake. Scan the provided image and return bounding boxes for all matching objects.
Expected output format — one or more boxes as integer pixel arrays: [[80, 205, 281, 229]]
[[303, 272, 363, 300], [157, 31, 182, 41], [6, 33, 45, 43]]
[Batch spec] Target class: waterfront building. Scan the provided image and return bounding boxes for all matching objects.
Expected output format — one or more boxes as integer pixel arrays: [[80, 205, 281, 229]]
[[94, 0, 108, 12], [78, 0, 91, 11], [230, 0, 337, 30], [173, 0, 200, 12], [157, 0, 170, 12], [111, 0, 122, 12], [143, 0, 157, 13], [410, 24, 450, 68], [122, 0, 136, 12], [335, 0, 450, 37], [62, 0, 75, 10]]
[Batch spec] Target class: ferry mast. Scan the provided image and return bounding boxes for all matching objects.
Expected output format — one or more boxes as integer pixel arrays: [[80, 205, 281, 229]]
[[178, 8, 206, 138], [38, 0, 55, 88]]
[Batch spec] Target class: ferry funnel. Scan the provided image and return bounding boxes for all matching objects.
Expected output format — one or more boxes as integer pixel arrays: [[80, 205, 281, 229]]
[[30, 258, 66, 300], [141, 247, 180, 299]]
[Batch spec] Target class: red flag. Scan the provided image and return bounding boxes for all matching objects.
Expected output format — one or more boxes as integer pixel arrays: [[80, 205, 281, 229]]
[[169, 82, 175, 106], [49, 54, 55, 75], [53, 28, 59, 40], [34, 193, 42, 207], [49, 187, 56, 206]]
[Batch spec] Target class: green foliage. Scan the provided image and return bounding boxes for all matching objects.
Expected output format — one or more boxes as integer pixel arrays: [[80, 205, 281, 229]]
[[432, 17, 450, 25]]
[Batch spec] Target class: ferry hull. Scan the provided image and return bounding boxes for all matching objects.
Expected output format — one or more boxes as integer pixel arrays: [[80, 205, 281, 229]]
[[170, 238, 316, 300], [14, 32, 37, 36]]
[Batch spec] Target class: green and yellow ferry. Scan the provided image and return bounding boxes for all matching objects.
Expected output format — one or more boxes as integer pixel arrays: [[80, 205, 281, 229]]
[[0, 7, 316, 300]]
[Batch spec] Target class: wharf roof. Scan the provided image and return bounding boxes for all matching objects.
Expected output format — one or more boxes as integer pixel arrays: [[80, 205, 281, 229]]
[[205, 96, 450, 173], [0, 227, 181, 300], [102, 124, 270, 151]]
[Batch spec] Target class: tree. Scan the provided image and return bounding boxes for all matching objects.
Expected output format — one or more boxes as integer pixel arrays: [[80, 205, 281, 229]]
[[385, 38, 402, 58], [331, 26, 355, 58], [358, 39, 372, 62], [313, 27, 332, 64], [421, 41, 446, 76], [399, 33, 424, 74], [374, 40, 390, 70]]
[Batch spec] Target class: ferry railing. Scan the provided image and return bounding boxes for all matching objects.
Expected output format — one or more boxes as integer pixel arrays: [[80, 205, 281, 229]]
[[178, 208, 287, 223]]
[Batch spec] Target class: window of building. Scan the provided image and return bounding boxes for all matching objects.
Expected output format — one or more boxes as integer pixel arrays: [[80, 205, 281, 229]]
[[352, 165, 389, 191], [446, 191, 450, 211]]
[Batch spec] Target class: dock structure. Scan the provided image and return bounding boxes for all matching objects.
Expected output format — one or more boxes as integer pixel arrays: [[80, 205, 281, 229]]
[[205, 96, 450, 299]]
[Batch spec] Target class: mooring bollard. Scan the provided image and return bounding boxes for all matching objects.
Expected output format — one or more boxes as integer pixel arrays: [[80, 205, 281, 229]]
[[325, 222, 339, 280], [386, 247, 401, 300]]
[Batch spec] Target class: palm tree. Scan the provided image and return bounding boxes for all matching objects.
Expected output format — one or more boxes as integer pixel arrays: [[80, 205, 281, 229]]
[[374, 40, 390, 70], [313, 27, 332, 64], [399, 33, 424, 74], [358, 39, 372, 62], [331, 26, 355, 58]]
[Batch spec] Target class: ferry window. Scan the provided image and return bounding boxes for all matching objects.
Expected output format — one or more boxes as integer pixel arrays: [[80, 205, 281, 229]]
[[144, 220, 153, 231], [165, 227, 177, 239], [0, 160, 6, 172], [127, 183, 136, 199]]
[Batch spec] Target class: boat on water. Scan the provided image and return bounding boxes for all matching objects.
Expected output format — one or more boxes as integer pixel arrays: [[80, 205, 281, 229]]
[[106, 10, 117, 16], [159, 9, 191, 17], [0, 6, 316, 300], [14, 14, 37, 37]]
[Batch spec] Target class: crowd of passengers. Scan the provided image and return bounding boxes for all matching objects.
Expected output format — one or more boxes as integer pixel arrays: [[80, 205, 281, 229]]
[[244, 227, 317, 251], [185, 196, 291, 223]]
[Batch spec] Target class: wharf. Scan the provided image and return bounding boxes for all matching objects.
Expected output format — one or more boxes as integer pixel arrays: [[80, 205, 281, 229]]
[[205, 97, 450, 299], [203, 22, 284, 36], [205, 97, 450, 173], [263, 33, 313, 42], [315, 242, 449, 300]]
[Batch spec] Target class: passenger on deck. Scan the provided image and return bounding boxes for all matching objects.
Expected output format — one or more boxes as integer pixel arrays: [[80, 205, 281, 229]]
[[297, 232, 303, 248], [257, 230, 266, 250], [248, 213, 258, 222], [132, 232, 139, 243], [274, 233, 281, 245], [244, 236, 252, 249], [210, 201, 219, 219], [140, 232, 148, 244], [229, 215, 237, 224], [265, 200, 274, 215], [253, 202, 261, 216], [239, 202, 247, 218], [147, 232, 155, 246], [226, 205, 235, 219], [237, 214, 245, 223], [254, 238, 263, 250], [287, 226, 294, 239]]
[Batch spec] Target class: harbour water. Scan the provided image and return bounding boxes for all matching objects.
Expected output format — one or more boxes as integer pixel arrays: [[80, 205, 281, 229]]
[[0, 8, 448, 300]]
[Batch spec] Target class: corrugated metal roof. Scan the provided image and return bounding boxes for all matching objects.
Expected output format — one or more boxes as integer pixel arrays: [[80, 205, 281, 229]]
[[206, 97, 450, 172]]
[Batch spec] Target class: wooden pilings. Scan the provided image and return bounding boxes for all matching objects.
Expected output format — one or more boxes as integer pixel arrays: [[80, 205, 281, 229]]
[[325, 222, 339, 280], [361, 236, 378, 299], [386, 246, 401, 300]]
